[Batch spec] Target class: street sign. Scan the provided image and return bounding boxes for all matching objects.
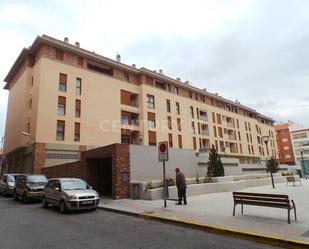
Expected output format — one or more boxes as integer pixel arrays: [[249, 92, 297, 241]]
[[158, 141, 169, 162]]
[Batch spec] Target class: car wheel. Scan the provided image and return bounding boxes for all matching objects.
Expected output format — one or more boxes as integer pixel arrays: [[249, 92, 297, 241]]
[[13, 192, 18, 201], [42, 197, 49, 208], [22, 192, 29, 204], [60, 201, 67, 214]]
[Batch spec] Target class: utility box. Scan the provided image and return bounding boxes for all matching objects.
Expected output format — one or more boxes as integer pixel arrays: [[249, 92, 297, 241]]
[[131, 183, 140, 199]]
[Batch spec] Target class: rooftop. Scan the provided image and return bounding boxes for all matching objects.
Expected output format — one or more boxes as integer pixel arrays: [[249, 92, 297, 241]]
[[4, 34, 274, 123]]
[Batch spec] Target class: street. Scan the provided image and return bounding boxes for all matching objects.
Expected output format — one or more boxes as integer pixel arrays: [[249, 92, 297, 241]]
[[0, 197, 282, 249]]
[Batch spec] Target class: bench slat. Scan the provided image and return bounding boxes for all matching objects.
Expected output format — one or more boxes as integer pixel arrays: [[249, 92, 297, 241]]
[[233, 196, 288, 203], [234, 200, 291, 209], [233, 192, 288, 198]]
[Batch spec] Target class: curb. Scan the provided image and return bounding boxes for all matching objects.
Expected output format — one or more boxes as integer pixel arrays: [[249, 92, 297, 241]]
[[98, 206, 309, 249]]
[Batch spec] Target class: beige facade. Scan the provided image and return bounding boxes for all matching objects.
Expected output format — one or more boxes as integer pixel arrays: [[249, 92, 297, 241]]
[[3, 35, 277, 171]]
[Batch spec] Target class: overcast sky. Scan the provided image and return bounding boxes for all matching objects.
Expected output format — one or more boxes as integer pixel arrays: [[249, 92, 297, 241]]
[[1, 0, 309, 139]]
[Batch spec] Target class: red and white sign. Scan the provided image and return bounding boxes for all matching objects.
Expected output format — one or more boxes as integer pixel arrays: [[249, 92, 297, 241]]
[[158, 141, 169, 162]]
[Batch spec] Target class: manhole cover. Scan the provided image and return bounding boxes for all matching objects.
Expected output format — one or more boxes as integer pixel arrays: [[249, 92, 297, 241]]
[[302, 231, 309, 237]]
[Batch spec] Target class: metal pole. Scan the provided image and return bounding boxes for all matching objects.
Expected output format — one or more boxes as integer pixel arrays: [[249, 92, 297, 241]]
[[163, 161, 167, 208], [265, 142, 275, 189], [300, 151, 306, 179]]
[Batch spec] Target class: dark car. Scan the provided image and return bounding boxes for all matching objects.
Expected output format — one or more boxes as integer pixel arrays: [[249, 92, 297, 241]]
[[0, 174, 22, 197], [14, 175, 48, 203]]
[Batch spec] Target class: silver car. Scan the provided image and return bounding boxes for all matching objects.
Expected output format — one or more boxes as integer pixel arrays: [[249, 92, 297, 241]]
[[42, 178, 100, 213], [0, 174, 22, 197]]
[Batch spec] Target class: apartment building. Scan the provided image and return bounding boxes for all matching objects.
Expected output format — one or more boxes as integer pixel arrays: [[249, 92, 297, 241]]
[[275, 123, 296, 165], [291, 129, 309, 174], [2, 35, 277, 174]]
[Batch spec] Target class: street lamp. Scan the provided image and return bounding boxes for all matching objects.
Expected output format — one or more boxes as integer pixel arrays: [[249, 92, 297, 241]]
[[299, 148, 306, 179], [21, 132, 35, 143], [262, 135, 275, 188]]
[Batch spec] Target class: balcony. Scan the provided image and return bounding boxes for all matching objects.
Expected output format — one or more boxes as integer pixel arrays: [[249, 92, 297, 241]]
[[121, 111, 139, 130], [199, 111, 208, 122], [121, 90, 138, 108], [121, 130, 140, 145], [201, 130, 209, 136]]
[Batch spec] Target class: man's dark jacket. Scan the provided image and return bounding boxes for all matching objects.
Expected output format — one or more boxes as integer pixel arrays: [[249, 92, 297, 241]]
[[176, 172, 187, 189]]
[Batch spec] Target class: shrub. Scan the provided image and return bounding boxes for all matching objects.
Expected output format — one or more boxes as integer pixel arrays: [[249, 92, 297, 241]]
[[266, 157, 280, 173], [204, 175, 212, 183], [195, 174, 200, 184], [145, 181, 153, 191], [166, 177, 175, 186], [207, 146, 225, 177]]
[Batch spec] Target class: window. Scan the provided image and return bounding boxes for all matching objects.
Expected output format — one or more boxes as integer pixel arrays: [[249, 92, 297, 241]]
[[193, 137, 197, 150], [56, 120, 65, 140], [76, 78, 82, 96], [191, 121, 195, 134], [58, 96, 66, 115], [29, 99, 32, 109], [78, 56, 83, 66], [148, 112, 156, 128], [281, 138, 288, 142], [147, 94, 155, 109], [190, 106, 194, 118], [167, 116, 172, 130], [175, 86, 179, 94], [166, 99, 171, 113], [148, 131, 156, 146], [178, 135, 182, 148], [168, 133, 173, 148], [56, 49, 64, 61], [31, 76, 34, 86], [123, 72, 129, 82], [74, 122, 80, 142], [59, 73, 67, 92], [189, 92, 193, 99], [216, 114, 221, 124], [176, 102, 180, 115], [121, 111, 130, 125], [75, 100, 81, 118], [283, 146, 289, 150], [285, 154, 291, 159], [177, 118, 181, 131]]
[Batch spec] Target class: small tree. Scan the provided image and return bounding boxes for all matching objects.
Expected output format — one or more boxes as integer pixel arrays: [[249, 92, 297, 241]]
[[266, 157, 280, 173], [207, 146, 225, 177]]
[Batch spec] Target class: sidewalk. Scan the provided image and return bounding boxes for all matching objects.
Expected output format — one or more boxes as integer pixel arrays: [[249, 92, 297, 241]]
[[99, 180, 309, 248]]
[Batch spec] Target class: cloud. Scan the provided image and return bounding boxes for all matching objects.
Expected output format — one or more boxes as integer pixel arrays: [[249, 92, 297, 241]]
[[1, 0, 309, 139]]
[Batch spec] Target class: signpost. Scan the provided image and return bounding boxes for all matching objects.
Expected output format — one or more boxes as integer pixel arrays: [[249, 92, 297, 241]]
[[158, 141, 169, 207]]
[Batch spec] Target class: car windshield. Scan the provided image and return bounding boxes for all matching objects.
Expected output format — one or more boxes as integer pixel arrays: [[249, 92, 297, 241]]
[[7, 175, 18, 182], [62, 179, 88, 190], [27, 175, 48, 183]]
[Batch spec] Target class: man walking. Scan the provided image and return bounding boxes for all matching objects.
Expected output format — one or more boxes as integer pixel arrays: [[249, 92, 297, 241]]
[[175, 167, 187, 205]]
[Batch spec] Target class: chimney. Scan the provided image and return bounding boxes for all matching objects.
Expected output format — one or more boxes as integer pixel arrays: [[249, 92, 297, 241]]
[[176, 77, 181, 81], [116, 54, 121, 62], [184, 80, 189, 84], [132, 64, 136, 68], [159, 69, 163, 74], [64, 37, 69, 43], [75, 41, 80, 47]]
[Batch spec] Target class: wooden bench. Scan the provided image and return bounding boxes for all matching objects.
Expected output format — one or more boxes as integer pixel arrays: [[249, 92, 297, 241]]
[[232, 192, 297, 224], [286, 176, 301, 186]]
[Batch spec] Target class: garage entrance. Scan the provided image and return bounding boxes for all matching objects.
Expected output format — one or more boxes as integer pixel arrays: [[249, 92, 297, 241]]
[[87, 158, 112, 196]]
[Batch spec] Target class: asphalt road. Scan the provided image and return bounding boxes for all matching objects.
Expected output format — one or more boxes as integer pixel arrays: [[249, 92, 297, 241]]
[[0, 197, 282, 249]]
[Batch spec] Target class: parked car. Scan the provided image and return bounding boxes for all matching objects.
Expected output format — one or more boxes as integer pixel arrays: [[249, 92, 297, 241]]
[[14, 174, 48, 203], [42, 178, 100, 213], [0, 174, 22, 197]]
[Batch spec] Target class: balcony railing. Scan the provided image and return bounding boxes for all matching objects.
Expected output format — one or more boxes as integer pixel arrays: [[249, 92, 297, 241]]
[[200, 115, 208, 122], [226, 122, 234, 128], [201, 130, 209, 136]]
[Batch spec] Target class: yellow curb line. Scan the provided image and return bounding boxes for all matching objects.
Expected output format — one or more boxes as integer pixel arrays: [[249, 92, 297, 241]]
[[140, 213, 309, 249], [98, 206, 309, 249]]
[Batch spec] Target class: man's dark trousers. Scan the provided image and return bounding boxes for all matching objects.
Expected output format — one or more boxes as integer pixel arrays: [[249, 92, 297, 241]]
[[177, 188, 187, 204]]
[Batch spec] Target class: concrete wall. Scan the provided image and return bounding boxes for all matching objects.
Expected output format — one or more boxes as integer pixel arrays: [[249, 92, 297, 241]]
[[130, 144, 201, 181], [130, 144, 278, 181]]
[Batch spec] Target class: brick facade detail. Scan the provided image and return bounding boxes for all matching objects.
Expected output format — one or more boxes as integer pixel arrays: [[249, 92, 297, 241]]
[[42, 143, 130, 199]]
